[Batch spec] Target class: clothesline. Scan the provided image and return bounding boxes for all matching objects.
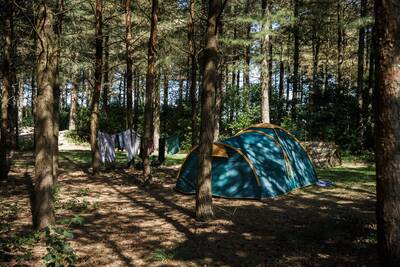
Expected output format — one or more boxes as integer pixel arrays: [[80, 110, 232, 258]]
[[98, 129, 141, 164], [97, 130, 181, 165]]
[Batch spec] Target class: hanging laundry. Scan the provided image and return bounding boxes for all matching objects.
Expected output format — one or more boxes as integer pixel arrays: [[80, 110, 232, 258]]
[[123, 130, 141, 162], [115, 133, 124, 151], [166, 135, 180, 155], [98, 131, 116, 163]]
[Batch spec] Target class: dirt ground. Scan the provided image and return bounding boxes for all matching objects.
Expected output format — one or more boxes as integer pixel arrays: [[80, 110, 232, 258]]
[[0, 135, 377, 266]]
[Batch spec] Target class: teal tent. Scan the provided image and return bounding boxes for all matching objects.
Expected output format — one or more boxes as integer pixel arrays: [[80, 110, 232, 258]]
[[167, 135, 180, 155], [175, 123, 317, 199]]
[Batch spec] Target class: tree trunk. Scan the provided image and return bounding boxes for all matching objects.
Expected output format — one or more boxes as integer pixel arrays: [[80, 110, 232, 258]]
[[143, 0, 158, 179], [103, 33, 110, 114], [0, 0, 13, 179], [126, 0, 133, 129], [356, 0, 367, 148], [312, 27, 320, 97], [52, 0, 63, 181], [365, 28, 375, 150], [260, 0, 271, 123], [337, 0, 344, 94], [15, 77, 24, 149], [33, 2, 57, 229], [133, 68, 140, 132], [375, 0, 400, 265], [292, 0, 300, 121], [214, 63, 223, 142], [278, 43, 285, 124], [90, 0, 103, 174], [196, 0, 225, 221], [243, 0, 251, 88], [69, 75, 79, 130], [153, 75, 160, 151], [188, 0, 198, 147]]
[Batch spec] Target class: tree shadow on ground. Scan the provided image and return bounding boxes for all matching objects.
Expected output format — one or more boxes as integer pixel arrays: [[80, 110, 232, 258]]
[[2, 150, 377, 266]]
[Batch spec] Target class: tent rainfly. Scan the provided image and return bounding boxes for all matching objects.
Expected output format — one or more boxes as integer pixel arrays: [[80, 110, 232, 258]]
[[175, 123, 318, 199]]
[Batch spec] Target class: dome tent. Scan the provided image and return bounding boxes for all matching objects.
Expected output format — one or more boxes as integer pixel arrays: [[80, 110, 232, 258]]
[[175, 123, 317, 199]]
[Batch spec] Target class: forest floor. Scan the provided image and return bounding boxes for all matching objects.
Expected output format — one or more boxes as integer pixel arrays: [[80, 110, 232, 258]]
[[1, 134, 377, 267]]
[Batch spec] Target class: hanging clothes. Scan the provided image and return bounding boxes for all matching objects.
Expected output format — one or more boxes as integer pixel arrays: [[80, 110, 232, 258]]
[[167, 135, 180, 155], [115, 133, 124, 151], [123, 130, 141, 162], [98, 131, 116, 163]]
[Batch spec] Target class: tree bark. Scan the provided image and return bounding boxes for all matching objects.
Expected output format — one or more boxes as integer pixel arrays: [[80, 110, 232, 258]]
[[260, 0, 271, 123], [278, 43, 285, 124], [375, 0, 400, 265], [69, 75, 79, 130], [15, 77, 24, 149], [33, 2, 57, 229], [0, 0, 13, 179], [365, 27, 375, 150], [52, 0, 63, 181], [153, 75, 160, 151], [143, 0, 158, 179], [356, 0, 367, 148], [103, 33, 110, 114], [292, 0, 300, 121], [196, 0, 225, 221], [243, 0, 251, 88], [126, 0, 133, 129], [133, 68, 140, 132], [188, 0, 198, 147], [337, 0, 344, 94], [90, 0, 103, 174]]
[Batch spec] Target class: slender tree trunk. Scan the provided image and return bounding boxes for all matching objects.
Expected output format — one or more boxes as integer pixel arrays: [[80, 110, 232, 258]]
[[365, 28, 375, 150], [356, 0, 367, 148], [337, 0, 344, 94], [16, 77, 24, 149], [90, 0, 103, 174], [178, 78, 184, 107], [33, 2, 57, 229], [126, 0, 133, 129], [143, 0, 158, 179], [153, 75, 160, 151], [278, 43, 285, 124], [103, 33, 110, 114], [188, 0, 198, 146], [196, 0, 225, 221], [243, 0, 251, 88], [0, 0, 13, 179], [133, 68, 140, 132], [162, 73, 169, 132], [31, 68, 36, 119], [214, 15, 225, 141], [312, 27, 320, 97], [52, 0, 63, 181], [260, 0, 271, 123], [292, 0, 300, 121], [375, 0, 400, 265], [69, 75, 79, 130]]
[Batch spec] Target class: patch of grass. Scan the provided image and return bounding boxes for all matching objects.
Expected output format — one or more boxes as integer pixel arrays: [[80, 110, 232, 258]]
[[76, 187, 90, 197], [58, 215, 85, 227], [164, 153, 187, 166], [63, 198, 95, 213], [60, 151, 91, 166], [341, 150, 375, 164], [151, 249, 175, 262], [44, 227, 77, 267], [317, 166, 375, 192]]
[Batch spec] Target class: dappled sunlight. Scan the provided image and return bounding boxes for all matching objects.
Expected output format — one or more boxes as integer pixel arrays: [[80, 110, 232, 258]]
[[1, 151, 377, 266]]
